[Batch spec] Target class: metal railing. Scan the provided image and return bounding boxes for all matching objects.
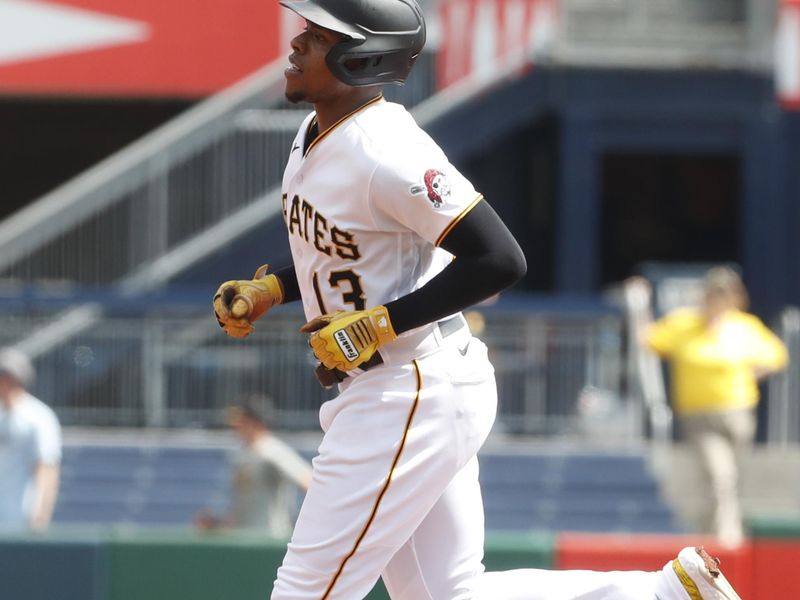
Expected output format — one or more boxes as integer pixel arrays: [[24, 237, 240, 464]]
[[768, 306, 800, 445], [0, 1, 781, 289], [477, 309, 626, 436], [618, 280, 672, 443], [0, 0, 781, 290], [0, 62, 286, 284], [0, 52, 438, 359], [0, 52, 437, 288], [0, 307, 631, 437]]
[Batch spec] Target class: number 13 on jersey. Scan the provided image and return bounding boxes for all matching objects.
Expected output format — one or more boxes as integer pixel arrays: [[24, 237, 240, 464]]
[[312, 269, 366, 313]]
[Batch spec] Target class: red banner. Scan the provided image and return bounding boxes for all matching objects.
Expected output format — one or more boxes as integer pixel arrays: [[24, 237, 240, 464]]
[[437, 0, 556, 90], [0, 0, 283, 98], [777, 0, 800, 109]]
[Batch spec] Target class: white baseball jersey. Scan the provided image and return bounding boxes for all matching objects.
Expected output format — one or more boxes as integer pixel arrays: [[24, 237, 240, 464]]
[[281, 96, 482, 326], [272, 97, 680, 599]]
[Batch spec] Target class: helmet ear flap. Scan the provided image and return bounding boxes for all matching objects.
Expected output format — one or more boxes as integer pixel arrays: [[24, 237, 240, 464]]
[[327, 38, 424, 86], [325, 37, 367, 85]]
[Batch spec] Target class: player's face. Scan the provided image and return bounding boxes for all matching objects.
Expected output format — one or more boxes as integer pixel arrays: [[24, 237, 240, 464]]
[[285, 21, 351, 104]]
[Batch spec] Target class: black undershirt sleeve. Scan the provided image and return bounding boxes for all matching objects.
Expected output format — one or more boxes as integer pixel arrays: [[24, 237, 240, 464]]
[[385, 199, 527, 335], [271, 200, 526, 330], [274, 265, 302, 304]]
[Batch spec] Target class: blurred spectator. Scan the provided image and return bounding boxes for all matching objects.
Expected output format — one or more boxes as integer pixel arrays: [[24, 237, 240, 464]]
[[196, 401, 312, 538], [0, 348, 61, 531], [629, 267, 789, 547], [464, 310, 486, 337]]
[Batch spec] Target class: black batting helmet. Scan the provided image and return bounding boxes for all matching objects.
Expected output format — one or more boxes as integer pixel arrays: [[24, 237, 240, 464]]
[[280, 0, 426, 87]]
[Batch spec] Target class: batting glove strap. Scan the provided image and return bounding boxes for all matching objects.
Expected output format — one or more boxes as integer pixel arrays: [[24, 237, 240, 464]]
[[306, 306, 397, 372]]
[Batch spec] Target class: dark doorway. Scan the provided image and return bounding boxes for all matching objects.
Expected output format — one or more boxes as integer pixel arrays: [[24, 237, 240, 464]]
[[0, 97, 192, 218], [600, 153, 741, 285], [463, 117, 558, 291]]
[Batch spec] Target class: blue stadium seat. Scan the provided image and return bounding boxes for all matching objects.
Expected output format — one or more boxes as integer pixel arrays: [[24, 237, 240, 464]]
[[478, 451, 683, 534], [55, 445, 681, 534], [55, 445, 231, 526]]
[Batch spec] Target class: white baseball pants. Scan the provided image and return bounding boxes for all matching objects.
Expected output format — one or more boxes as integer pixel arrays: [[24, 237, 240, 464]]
[[271, 336, 659, 599]]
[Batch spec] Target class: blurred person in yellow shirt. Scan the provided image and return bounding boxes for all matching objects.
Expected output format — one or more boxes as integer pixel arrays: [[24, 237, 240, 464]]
[[639, 267, 788, 547]]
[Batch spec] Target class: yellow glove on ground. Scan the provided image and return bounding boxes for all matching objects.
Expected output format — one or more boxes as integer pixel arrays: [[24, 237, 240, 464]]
[[213, 265, 284, 338], [300, 306, 397, 371]]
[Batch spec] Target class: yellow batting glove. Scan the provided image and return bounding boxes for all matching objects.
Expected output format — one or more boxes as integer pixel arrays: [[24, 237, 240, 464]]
[[213, 265, 284, 338], [300, 306, 397, 371]]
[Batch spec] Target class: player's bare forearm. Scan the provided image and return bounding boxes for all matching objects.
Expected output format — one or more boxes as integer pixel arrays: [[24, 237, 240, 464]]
[[30, 463, 59, 530], [386, 200, 526, 334]]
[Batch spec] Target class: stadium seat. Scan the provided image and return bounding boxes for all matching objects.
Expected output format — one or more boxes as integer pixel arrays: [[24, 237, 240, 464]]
[[55, 445, 230, 525], [55, 445, 681, 533], [479, 452, 683, 534]]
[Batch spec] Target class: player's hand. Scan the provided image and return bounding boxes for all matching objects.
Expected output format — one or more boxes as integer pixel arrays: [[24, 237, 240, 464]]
[[194, 510, 221, 530], [300, 306, 397, 371], [213, 265, 284, 338]]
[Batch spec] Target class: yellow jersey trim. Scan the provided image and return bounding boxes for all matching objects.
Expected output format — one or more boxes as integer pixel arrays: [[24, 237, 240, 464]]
[[435, 194, 484, 247], [321, 360, 422, 599], [672, 558, 703, 600], [305, 94, 384, 158]]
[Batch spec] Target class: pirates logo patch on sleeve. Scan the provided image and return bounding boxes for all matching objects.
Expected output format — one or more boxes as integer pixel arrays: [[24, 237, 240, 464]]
[[410, 169, 452, 208], [424, 169, 451, 208]]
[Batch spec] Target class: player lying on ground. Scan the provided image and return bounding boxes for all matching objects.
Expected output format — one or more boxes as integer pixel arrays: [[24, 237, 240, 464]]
[[213, 1, 743, 598]]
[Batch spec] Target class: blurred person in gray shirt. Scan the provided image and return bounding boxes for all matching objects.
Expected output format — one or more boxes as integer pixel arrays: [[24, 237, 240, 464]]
[[0, 348, 61, 531], [196, 401, 311, 538]]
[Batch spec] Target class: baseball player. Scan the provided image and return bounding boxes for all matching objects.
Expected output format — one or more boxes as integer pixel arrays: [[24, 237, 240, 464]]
[[213, 1, 742, 598]]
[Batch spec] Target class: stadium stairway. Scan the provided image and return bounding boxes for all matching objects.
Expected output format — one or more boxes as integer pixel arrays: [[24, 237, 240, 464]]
[[54, 441, 684, 534], [652, 442, 800, 532]]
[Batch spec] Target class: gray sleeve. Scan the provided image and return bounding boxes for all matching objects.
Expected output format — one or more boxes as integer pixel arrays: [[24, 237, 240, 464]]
[[261, 438, 312, 488]]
